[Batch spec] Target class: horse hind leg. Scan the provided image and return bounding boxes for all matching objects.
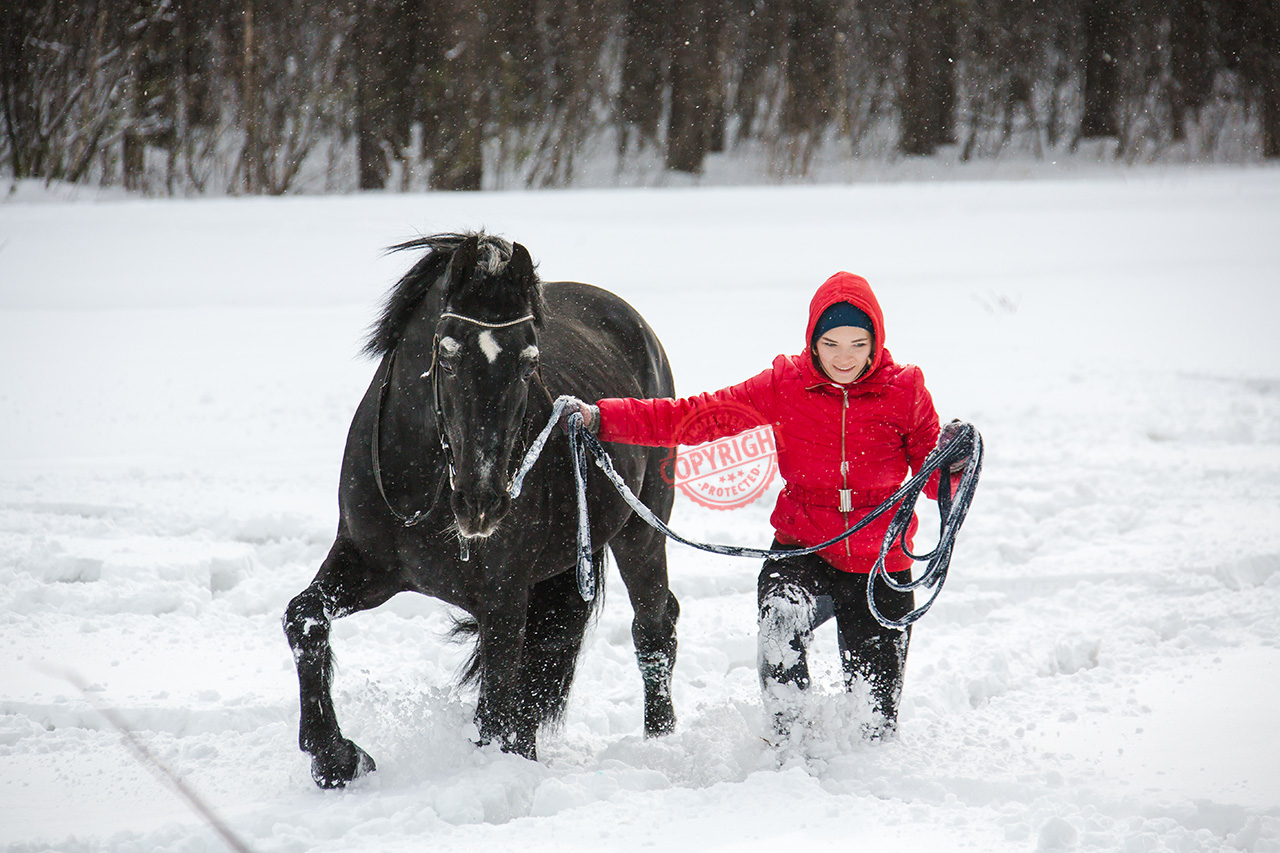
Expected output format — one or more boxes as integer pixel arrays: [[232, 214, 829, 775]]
[[283, 538, 396, 788], [611, 512, 679, 737]]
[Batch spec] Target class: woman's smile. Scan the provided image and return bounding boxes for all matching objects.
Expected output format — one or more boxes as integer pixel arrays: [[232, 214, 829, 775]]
[[815, 326, 873, 383]]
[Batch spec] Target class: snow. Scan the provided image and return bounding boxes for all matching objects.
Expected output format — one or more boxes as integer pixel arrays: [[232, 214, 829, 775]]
[[2, 167, 1280, 851]]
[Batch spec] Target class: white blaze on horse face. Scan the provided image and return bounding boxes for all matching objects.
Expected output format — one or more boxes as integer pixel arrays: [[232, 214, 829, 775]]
[[522, 345, 539, 360], [439, 336, 462, 357], [477, 330, 502, 363]]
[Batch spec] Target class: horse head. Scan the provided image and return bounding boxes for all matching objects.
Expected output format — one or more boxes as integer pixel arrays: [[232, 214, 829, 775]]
[[432, 235, 544, 539]]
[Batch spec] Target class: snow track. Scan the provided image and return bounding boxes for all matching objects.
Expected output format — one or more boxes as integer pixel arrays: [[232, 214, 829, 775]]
[[2, 170, 1279, 851]]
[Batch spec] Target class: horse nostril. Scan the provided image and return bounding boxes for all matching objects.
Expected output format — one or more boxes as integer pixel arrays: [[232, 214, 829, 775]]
[[452, 489, 508, 534], [477, 494, 504, 520]]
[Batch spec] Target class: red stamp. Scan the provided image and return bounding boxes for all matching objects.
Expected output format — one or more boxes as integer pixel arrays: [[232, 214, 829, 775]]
[[663, 401, 779, 510]]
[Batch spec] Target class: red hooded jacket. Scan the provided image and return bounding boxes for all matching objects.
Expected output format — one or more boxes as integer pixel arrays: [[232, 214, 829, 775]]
[[597, 272, 943, 573]]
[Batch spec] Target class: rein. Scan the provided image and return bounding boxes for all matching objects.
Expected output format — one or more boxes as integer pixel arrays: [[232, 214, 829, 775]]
[[370, 348, 439, 529], [510, 397, 984, 627], [371, 302, 983, 627]]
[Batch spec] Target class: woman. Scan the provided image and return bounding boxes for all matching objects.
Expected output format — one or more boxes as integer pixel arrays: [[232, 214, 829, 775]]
[[565, 271, 967, 741]]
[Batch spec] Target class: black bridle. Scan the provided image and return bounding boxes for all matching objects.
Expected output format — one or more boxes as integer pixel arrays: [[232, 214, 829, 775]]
[[371, 309, 540, 560], [431, 310, 537, 493]]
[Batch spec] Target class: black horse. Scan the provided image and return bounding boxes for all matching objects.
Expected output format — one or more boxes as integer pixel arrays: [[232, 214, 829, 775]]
[[283, 233, 680, 787]]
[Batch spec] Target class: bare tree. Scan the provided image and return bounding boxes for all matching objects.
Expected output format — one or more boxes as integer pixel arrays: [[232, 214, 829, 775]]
[[1219, 0, 1280, 157], [618, 0, 668, 154], [1165, 0, 1214, 141], [666, 0, 721, 172], [1079, 0, 1128, 141], [898, 0, 957, 156], [0, 1, 138, 183], [6, 0, 1278, 192]]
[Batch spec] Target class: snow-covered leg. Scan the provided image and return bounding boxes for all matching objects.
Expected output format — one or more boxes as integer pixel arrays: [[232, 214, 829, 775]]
[[841, 628, 911, 740], [837, 567, 914, 740], [283, 537, 398, 788], [757, 580, 816, 740]]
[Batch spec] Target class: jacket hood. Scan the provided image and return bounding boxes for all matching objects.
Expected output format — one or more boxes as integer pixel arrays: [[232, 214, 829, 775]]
[[804, 272, 886, 384]]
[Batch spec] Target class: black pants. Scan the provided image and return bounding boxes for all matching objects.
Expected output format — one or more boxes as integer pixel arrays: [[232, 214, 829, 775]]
[[757, 543, 914, 734]]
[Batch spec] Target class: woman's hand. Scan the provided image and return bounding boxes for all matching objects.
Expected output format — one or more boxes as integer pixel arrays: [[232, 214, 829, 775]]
[[936, 420, 972, 472], [560, 397, 600, 435]]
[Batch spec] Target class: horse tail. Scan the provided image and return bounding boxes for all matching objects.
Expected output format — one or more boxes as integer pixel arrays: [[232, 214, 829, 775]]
[[448, 616, 484, 688]]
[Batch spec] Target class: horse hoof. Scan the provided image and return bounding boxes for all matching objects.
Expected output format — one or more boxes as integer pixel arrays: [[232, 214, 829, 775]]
[[474, 731, 537, 761], [311, 739, 376, 789], [502, 735, 537, 761]]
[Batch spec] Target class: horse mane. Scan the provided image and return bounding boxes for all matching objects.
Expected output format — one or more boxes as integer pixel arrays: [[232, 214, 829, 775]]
[[364, 231, 540, 358]]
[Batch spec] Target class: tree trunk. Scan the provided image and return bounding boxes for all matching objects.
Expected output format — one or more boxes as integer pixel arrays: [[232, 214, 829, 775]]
[[427, 2, 484, 190], [619, 0, 668, 151], [1242, 0, 1279, 158], [351, 0, 403, 191], [1079, 0, 1122, 139], [122, 130, 145, 191], [785, 0, 837, 137], [665, 1, 715, 173], [735, 0, 781, 142], [0, 2, 30, 178], [705, 0, 727, 154], [242, 0, 264, 193], [1166, 0, 1212, 141], [898, 0, 956, 156]]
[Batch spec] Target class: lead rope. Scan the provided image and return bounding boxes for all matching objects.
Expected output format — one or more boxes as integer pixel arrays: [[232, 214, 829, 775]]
[[508, 396, 983, 627]]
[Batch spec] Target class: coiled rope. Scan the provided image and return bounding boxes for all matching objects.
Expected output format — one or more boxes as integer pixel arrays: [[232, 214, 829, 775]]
[[509, 397, 983, 629]]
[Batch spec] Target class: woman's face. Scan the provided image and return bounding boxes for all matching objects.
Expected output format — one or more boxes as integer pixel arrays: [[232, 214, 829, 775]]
[[815, 326, 873, 383]]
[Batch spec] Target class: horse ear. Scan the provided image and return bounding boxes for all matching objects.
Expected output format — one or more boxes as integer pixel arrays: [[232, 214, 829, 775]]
[[446, 236, 480, 292], [509, 242, 535, 283]]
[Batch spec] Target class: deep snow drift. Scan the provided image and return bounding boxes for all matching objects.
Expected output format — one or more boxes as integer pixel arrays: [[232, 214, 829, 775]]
[[2, 169, 1279, 852]]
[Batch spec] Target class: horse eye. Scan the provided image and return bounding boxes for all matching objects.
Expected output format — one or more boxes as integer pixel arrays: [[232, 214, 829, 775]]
[[520, 359, 538, 380], [438, 357, 458, 377]]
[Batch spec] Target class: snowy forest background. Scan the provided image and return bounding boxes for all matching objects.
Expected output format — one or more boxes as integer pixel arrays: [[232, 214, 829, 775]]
[[3, 0, 1280, 195]]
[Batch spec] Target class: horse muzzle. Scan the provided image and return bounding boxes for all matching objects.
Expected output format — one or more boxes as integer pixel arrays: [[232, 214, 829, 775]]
[[451, 487, 512, 538]]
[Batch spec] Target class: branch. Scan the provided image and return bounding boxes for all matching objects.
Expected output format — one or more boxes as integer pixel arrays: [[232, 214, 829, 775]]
[[37, 665, 256, 853]]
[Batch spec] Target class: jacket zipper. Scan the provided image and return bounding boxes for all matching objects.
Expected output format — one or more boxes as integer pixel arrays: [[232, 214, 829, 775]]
[[839, 388, 852, 557]]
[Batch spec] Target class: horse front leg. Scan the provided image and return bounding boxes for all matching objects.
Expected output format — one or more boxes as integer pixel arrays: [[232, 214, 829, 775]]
[[283, 538, 395, 788], [473, 597, 536, 759]]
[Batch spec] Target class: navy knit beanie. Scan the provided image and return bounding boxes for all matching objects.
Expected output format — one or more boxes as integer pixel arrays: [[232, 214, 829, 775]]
[[811, 302, 874, 348]]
